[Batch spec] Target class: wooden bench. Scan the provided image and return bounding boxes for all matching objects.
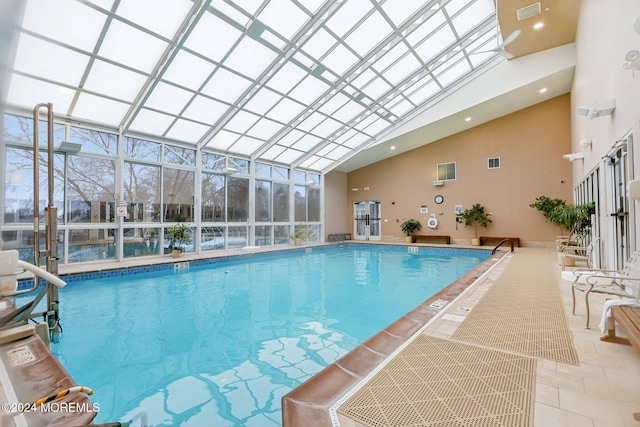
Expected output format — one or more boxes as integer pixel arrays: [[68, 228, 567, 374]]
[[601, 305, 640, 357], [479, 236, 520, 247], [414, 235, 450, 244]]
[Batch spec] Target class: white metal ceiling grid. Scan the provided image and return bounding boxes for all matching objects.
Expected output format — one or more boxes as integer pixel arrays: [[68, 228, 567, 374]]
[[8, 0, 505, 172]]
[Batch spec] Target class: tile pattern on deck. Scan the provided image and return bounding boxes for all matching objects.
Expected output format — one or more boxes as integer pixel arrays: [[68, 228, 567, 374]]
[[338, 335, 536, 427], [451, 249, 579, 365]]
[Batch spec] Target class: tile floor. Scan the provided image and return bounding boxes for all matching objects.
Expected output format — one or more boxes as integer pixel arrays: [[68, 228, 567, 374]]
[[420, 247, 640, 427]]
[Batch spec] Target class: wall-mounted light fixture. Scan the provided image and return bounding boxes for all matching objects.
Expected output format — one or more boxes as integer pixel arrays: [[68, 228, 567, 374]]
[[579, 139, 592, 149], [55, 141, 82, 154], [351, 187, 358, 192], [628, 179, 640, 200], [576, 99, 615, 119], [562, 152, 584, 162], [432, 180, 444, 187]]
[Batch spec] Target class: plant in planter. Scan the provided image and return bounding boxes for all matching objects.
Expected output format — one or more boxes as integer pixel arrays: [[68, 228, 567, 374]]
[[457, 203, 492, 245], [290, 224, 312, 246], [531, 196, 595, 264], [400, 219, 422, 243], [167, 223, 190, 258]]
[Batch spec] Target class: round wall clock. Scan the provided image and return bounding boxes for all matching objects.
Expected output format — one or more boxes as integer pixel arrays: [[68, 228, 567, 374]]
[[434, 195, 444, 204]]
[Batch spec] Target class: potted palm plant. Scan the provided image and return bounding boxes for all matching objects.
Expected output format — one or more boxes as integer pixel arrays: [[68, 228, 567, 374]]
[[167, 223, 190, 258], [457, 203, 492, 245], [290, 224, 312, 246], [400, 219, 422, 243]]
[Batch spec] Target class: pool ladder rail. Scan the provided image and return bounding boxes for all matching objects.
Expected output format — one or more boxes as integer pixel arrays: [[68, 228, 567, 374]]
[[492, 239, 515, 254], [0, 250, 66, 339]]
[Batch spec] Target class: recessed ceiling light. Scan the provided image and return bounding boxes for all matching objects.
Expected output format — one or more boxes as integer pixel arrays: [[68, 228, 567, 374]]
[[533, 22, 544, 30], [465, 117, 471, 122], [390, 145, 396, 150], [539, 87, 547, 94]]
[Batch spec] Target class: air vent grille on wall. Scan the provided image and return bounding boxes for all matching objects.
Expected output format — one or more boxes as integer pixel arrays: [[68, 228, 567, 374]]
[[517, 2, 541, 21]]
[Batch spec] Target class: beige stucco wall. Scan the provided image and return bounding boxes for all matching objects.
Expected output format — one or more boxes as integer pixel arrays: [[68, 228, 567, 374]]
[[342, 94, 574, 245], [323, 170, 348, 237], [571, 0, 640, 263]]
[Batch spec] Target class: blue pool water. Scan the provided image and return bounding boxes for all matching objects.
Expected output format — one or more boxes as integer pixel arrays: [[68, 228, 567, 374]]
[[49, 244, 488, 426]]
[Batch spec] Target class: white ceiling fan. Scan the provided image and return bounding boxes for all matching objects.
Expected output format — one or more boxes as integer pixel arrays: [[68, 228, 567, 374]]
[[478, 29, 521, 59], [476, 0, 521, 59]]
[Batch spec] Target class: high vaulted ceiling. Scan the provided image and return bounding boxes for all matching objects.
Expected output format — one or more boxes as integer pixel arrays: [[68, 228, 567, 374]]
[[2, 0, 580, 173]]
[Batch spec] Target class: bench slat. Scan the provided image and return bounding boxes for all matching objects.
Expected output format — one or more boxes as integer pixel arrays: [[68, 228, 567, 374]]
[[611, 305, 640, 357]]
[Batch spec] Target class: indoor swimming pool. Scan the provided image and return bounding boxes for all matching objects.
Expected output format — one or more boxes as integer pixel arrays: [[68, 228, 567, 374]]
[[47, 244, 489, 426]]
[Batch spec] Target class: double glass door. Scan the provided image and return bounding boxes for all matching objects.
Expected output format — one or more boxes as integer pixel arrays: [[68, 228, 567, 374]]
[[354, 201, 381, 241]]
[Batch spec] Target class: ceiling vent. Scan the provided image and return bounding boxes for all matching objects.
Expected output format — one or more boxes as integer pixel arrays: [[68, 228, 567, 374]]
[[516, 2, 541, 21]]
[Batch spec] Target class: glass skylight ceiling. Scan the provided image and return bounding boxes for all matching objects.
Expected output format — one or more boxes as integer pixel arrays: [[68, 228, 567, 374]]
[[8, 0, 505, 172]]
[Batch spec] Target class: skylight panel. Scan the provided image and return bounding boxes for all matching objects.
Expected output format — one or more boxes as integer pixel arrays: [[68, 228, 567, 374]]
[[83, 60, 147, 102], [7, 75, 75, 113], [444, 0, 473, 17], [86, 0, 114, 9], [184, 12, 242, 63], [354, 113, 380, 133], [246, 118, 283, 140], [258, 1, 308, 40], [228, 0, 262, 17], [405, 10, 446, 46], [273, 148, 304, 164], [452, 0, 493, 37], [181, 95, 230, 124], [165, 119, 211, 143], [275, 129, 305, 147], [350, 68, 376, 88], [388, 98, 414, 116], [360, 117, 391, 136], [260, 145, 286, 161], [372, 43, 410, 72], [316, 143, 338, 157], [99, 20, 168, 73], [229, 135, 264, 155], [359, 77, 393, 99], [129, 108, 175, 135], [224, 110, 261, 134], [436, 55, 471, 87], [344, 11, 391, 56], [144, 82, 193, 115], [13, 34, 90, 87], [300, 155, 330, 170], [162, 50, 216, 91], [414, 25, 457, 64], [312, 117, 343, 137], [407, 80, 440, 104], [288, 75, 330, 105], [382, 54, 421, 86], [297, 113, 326, 133], [267, 62, 307, 94], [322, 44, 359, 75], [224, 37, 278, 80], [339, 131, 370, 148], [73, 93, 130, 126], [325, 145, 351, 160], [291, 135, 322, 151], [325, 0, 371, 38], [267, 98, 305, 123], [22, 0, 107, 52], [201, 68, 253, 104], [116, 0, 193, 39], [318, 92, 349, 115], [205, 129, 240, 150], [301, 28, 337, 59], [380, 0, 425, 27], [243, 88, 282, 115], [332, 101, 367, 123]]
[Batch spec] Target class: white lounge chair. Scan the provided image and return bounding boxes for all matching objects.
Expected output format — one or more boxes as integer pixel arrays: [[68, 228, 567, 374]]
[[566, 251, 640, 328], [561, 237, 600, 270]]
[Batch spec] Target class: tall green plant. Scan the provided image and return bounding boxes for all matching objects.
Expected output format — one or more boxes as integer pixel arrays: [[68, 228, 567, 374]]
[[458, 203, 492, 238], [400, 219, 422, 236]]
